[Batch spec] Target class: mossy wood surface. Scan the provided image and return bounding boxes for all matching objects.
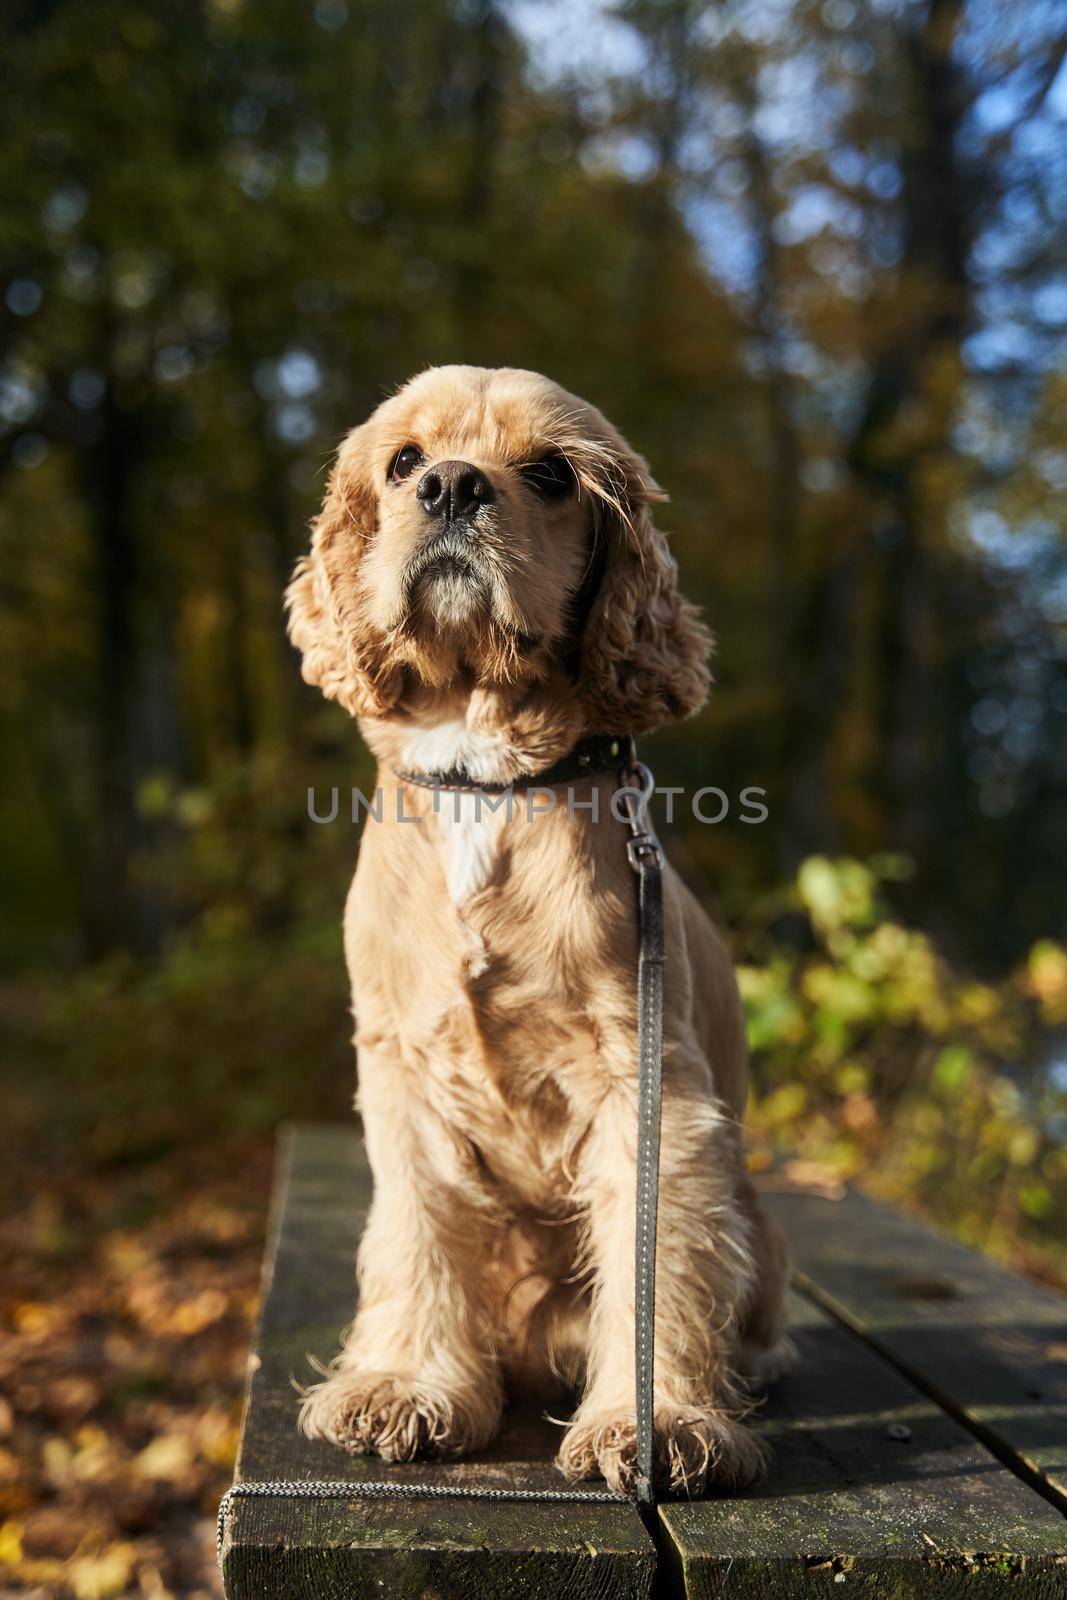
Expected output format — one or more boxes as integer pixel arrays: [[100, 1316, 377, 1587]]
[[222, 1125, 1066, 1598]]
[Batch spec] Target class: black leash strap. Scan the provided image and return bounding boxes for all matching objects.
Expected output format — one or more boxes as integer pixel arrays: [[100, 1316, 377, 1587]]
[[618, 758, 665, 1508], [218, 747, 666, 1566]]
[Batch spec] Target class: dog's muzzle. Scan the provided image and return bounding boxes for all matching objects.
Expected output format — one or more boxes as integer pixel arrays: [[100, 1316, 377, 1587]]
[[406, 532, 490, 592], [402, 532, 497, 631]]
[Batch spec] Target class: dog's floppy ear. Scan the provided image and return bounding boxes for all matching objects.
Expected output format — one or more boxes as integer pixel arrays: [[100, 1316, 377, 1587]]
[[286, 423, 403, 719], [578, 441, 712, 734]]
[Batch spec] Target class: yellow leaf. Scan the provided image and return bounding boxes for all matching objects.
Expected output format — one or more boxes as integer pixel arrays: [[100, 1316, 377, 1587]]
[[135, 1433, 195, 1481], [168, 1288, 228, 1335], [0, 1520, 23, 1564], [69, 1542, 136, 1600], [13, 1302, 54, 1336], [41, 1436, 74, 1486]]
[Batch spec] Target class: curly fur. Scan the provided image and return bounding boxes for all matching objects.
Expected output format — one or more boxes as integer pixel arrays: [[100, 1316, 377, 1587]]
[[286, 366, 711, 738], [288, 365, 792, 1494], [286, 428, 404, 719]]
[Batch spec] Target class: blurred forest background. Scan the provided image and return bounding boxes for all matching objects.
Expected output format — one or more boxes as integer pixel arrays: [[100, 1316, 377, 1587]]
[[2, 0, 1066, 1595]]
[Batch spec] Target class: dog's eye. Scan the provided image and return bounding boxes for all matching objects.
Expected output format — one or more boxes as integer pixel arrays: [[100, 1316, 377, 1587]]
[[389, 444, 423, 482], [521, 454, 574, 499]]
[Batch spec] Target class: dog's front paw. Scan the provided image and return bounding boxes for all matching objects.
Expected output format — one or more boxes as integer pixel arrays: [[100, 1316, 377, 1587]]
[[557, 1404, 766, 1495], [739, 1334, 798, 1389], [299, 1368, 500, 1461]]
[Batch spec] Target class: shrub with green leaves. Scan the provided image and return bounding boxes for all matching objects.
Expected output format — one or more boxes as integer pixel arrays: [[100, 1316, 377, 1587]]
[[742, 858, 1067, 1285]]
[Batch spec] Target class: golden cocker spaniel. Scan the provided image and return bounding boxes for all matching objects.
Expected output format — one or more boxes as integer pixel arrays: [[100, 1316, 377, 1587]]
[[288, 365, 792, 1493]]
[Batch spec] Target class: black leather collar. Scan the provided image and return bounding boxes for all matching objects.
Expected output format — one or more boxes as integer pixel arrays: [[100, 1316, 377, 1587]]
[[395, 731, 635, 794]]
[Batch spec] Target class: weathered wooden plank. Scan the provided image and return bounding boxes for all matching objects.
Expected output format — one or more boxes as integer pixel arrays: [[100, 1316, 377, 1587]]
[[659, 1289, 1067, 1599], [224, 1126, 1067, 1598], [761, 1185, 1067, 1509], [221, 1123, 656, 1600]]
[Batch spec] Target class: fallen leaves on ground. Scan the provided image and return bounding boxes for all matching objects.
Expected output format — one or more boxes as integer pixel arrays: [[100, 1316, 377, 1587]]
[[0, 1135, 272, 1599]]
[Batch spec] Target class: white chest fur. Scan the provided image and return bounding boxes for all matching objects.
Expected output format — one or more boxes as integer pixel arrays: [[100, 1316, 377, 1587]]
[[399, 716, 510, 788], [401, 719, 506, 912], [438, 793, 500, 906]]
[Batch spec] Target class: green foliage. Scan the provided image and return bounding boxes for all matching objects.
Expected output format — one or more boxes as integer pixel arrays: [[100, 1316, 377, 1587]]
[[742, 857, 1067, 1284], [9, 747, 363, 1157]]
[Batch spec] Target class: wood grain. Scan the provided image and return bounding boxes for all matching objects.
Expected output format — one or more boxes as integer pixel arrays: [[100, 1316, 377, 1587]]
[[221, 1123, 655, 1599], [761, 1185, 1067, 1509], [221, 1127, 1066, 1598], [660, 1289, 1066, 1597]]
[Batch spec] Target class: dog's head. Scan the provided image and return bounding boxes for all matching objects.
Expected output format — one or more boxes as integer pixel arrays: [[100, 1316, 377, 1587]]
[[287, 365, 711, 732]]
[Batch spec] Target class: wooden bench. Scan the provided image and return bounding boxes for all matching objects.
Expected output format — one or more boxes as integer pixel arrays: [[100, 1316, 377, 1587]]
[[220, 1124, 1067, 1597]]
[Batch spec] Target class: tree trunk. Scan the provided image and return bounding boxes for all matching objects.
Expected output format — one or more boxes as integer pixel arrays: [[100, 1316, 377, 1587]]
[[83, 382, 184, 957], [848, 0, 970, 871]]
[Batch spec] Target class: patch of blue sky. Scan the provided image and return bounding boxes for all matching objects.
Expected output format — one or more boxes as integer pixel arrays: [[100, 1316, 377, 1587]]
[[964, 322, 1038, 373], [503, 0, 645, 86]]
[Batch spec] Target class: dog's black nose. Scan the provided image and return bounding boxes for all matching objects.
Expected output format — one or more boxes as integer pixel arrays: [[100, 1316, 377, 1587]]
[[416, 460, 495, 521]]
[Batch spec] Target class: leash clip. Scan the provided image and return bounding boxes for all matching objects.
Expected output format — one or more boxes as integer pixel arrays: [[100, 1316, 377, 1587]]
[[620, 760, 665, 873], [627, 834, 664, 872]]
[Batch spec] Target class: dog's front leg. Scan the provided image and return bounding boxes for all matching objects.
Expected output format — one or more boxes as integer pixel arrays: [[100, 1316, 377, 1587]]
[[558, 1077, 765, 1494], [300, 1048, 503, 1461]]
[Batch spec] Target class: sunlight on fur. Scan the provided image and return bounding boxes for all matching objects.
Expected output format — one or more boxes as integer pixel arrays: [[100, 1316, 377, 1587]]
[[287, 365, 794, 1495]]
